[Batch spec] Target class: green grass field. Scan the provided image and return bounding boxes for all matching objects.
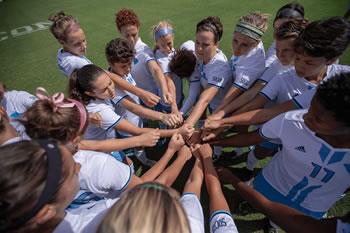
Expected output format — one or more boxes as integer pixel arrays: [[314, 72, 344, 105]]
[[1, 0, 349, 232]]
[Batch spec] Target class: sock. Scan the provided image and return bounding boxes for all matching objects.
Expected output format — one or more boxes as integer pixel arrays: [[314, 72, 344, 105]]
[[246, 149, 258, 171]]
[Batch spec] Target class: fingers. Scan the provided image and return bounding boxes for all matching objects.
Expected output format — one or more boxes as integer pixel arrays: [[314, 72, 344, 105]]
[[143, 92, 160, 107]]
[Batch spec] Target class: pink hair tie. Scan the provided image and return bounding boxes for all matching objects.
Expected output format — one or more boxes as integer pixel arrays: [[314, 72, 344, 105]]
[[35, 87, 87, 133]]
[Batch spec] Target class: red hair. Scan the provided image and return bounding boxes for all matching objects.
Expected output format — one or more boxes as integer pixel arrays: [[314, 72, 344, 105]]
[[115, 8, 140, 31]]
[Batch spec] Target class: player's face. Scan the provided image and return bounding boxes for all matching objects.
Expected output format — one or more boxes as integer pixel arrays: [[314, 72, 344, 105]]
[[275, 37, 296, 66], [195, 30, 217, 64], [232, 32, 258, 56], [120, 25, 139, 48], [294, 51, 329, 78], [88, 73, 116, 100], [62, 28, 87, 56], [304, 96, 350, 136], [157, 34, 174, 55], [110, 59, 132, 77]]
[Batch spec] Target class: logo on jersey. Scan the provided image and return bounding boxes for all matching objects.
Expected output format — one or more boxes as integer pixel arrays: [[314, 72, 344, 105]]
[[133, 58, 139, 65], [212, 217, 228, 233], [295, 146, 306, 153], [213, 76, 223, 84]]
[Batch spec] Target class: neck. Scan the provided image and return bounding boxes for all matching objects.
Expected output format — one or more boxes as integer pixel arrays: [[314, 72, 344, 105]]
[[0, 126, 18, 146], [305, 66, 327, 84], [317, 133, 350, 149]]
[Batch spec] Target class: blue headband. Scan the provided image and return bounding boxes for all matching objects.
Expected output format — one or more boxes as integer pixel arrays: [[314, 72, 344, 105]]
[[155, 28, 174, 40]]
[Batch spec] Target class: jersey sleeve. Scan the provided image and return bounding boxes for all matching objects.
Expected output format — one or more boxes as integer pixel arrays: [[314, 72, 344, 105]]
[[98, 106, 122, 131], [259, 75, 282, 102], [180, 193, 205, 233], [18, 91, 37, 109], [232, 50, 265, 90], [292, 89, 315, 109], [258, 59, 279, 83], [143, 46, 156, 63], [260, 112, 286, 141], [180, 74, 201, 114], [210, 210, 239, 233], [157, 56, 171, 74], [75, 151, 132, 198], [207, 63, 231, 89], [59, 56, 91, 77], [111, 88, 129, 106]]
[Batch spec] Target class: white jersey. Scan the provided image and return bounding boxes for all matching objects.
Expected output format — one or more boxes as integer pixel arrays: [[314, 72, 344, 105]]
[[231, 41, 266, 91], [180, 193, 204, 233], [1, 90, 37, 138], [131, 38, 158, 95], [57, 48, 92, 77], [155, 49, 183, 107], [84, 99, 122, 140], [292, 64, 350, 109], [54, 198, 118, 233], [111, 75, 142, 137], [260, 68, 316, 104], [210, 210, 238, 233], [74, 150, 132, 198], [258, 58, 293, 83], [256, 110, 350, 218], [265, 40, 277, 68], [337, 219, 350, 233], [191, 49, 232, 111]]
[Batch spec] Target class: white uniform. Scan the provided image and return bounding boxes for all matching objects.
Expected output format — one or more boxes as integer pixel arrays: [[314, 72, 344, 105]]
[[84, 99, 122, 140], [265, 41, 277, 68], [111, 76, 142, 137], [292, 64, 350, 109], [190, 49, 232, 112], [180, 193, 205, 233], [54, 198, 118, 233], [1, 90, 37, 138], [57, 48, 92, 77], [155, 48, 183, 109], [74, 150, 132, 198], [258, 58, 293, 83], [231, 41, 266, 91], [180, 40, 195, 51], [255, 110, 350, 219], [131, 38, 159, 96], [337, 219, 350, 233], [210, 210, 238, 233], [259, 68, 316, 104]]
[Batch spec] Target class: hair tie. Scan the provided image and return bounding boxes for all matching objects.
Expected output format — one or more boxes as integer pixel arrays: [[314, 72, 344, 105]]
[[140, 183, 165, 191], [234, 21, 264, 41], [35, 87, 87, 133], [155, 27, 174, 41]]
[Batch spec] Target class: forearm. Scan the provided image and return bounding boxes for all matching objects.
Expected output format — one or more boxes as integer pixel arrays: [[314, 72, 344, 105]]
[[180, 81, 201, 114], [210, 130, 263, 147], [123, 99, 163, 121], [167, 75, 179, 112], [140, 148, 176, 181], [183, 159, 204, 198], [108, 71, 145, 97], [185, 98, 209, 126], [79, 137, 143, 152], [155, 147, 190, 186], [213, 86, 242, 116]]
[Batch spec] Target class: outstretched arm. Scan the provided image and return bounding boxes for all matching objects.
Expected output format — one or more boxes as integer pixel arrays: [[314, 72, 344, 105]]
[[183, 157, 204, 198]]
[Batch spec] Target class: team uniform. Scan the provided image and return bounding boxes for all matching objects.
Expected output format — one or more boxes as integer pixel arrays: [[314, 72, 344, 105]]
[[180, 193, 205, 233], [1, 90, 37, 138], [84, 99, 122, 140], [259, 68, 316, 105], [155, 48, 183, 112], [57, 48, 92, 77], [209, 210, 239, 233], [257, 58, 293, 84], [54, 198, 118, 233], [181, 49, 232, 114], [337, 218, 350, 233], [231, 41, 266, 91], [110, 74, 142, 137], [254, 109, 350, 219], [292, 65, 350, 109], [131, 38, 159, 97]]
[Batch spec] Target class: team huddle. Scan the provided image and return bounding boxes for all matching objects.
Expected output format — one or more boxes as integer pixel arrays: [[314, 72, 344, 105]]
[[1, 2, 350, 233]]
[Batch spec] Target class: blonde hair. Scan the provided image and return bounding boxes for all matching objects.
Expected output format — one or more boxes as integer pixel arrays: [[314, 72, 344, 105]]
[[97, 182, 191, 233], [240, 11, 270, 33], [152, 20, 174, 41]]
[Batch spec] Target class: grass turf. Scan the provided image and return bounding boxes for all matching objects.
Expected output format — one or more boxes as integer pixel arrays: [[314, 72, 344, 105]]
[[1, 0, 349, 232]]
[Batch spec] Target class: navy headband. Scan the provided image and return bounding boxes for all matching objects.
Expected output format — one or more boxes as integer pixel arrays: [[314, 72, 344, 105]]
[[276, 8, 303, 20], [1, 139, 62, 231]]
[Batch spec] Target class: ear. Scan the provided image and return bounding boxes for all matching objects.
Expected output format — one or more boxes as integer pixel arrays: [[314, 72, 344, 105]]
[[34, 204, 57, 225], [58, 39, 65, 46], [326, 57, 338, 66]]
